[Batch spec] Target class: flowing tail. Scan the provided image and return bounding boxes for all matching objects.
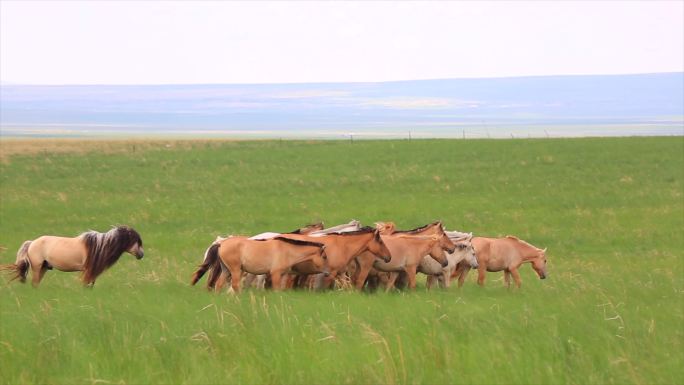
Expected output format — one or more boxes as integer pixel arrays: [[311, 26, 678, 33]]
[[191, 243, 220, 286], [0, 240, 32, 283]]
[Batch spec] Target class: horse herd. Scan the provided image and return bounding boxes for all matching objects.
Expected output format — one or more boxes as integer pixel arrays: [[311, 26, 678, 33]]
[[1, 220, 549, 291]]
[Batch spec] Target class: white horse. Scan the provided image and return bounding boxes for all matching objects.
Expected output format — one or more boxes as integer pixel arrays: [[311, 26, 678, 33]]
[[418, 230, 478, 289]]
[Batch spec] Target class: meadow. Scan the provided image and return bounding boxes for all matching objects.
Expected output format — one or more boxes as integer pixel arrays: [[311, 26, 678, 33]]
[[0, 137, 682, 384]]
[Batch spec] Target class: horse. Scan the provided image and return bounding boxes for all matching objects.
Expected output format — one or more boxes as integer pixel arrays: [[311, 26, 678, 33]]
[[250, 222, 324, 240], [279, 226, 392, 290], [241, 220, 365, 290], [200, 222, 325, 290], [352, 221, 453, 290], [0, 226, 144, 287], [452, 235, 548, 288], [190, 236, 328, 293], [360, 221, 456, 290], [420, 231, 478, 289], [308, 220, 361, 237]]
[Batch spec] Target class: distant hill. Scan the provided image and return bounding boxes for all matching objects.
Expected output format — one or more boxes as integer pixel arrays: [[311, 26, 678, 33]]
[[1, 73, 682, 138]]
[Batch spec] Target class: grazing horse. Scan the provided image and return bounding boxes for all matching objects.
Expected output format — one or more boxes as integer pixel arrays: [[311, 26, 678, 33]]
[[191, 237, 328, 293], [421, 232, 478, 289], [353, 221, 455, 290], [453, 236, 548, 288], [280, 226, 392, 290], [0, 226, 144, 287]]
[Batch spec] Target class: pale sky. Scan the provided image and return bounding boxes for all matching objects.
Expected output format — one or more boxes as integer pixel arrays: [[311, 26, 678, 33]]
[[1, 0, 682, 85]]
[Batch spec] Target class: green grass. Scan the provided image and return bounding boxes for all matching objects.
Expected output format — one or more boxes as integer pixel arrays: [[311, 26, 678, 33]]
[[1, 137, 682, 384]]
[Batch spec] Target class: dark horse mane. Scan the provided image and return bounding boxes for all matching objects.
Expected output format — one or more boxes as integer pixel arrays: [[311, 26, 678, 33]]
[[273, 237, 324, 248], [394, 221, 442, 234], [82, 226, 142, 283]]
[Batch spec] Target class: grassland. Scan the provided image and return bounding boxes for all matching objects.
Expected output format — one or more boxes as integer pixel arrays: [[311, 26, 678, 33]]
[[0, 137, 682, 384]]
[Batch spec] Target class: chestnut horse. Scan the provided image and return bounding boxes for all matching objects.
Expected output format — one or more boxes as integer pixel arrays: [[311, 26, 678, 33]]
[[361, 221, 455, 290], [353, 221, 454, 290], [453, 235, 548, 288], [0, 226, 144, 287], [280, 226, 392, 290], [191, 236, 328, 292]]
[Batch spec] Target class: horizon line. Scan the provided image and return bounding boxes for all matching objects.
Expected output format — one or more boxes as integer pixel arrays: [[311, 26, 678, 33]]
[[2, 71, 682, 87]]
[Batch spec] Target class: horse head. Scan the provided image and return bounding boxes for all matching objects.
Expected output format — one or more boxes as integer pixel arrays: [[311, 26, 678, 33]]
[[532, 247, 548, 279], [118, 226, 144, 259], [367, 229, 392, 263], [453, 234, 477, 268], [313, 244, 330, 277], [427, 235, 449, 268], [374, 222, 396, 235]]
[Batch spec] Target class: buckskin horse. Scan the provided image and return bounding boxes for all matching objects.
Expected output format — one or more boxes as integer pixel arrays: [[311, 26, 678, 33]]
[[191, 236, 328, 293], [1, 226, 144, 287]]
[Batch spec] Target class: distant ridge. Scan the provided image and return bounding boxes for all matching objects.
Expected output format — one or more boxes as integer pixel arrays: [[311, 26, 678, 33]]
[[1, 72, 682, 138]]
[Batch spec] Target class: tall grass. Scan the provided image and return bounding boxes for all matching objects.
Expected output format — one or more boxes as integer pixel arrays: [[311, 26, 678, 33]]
[[1, 137, 682, 384]]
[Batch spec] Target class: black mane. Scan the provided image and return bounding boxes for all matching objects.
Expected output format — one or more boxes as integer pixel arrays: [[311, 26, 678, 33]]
[[273, 237, 324, 248]]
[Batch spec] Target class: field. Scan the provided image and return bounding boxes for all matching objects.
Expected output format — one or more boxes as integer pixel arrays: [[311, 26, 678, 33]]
[[0, 137, 682, 384]]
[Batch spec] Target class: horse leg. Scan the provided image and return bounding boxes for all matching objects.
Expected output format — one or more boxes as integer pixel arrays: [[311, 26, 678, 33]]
[[426, 275, 435, 290], [227, 265, 242, 293], [504, 270, 511, 288], [270, 271, 283, 291], [405, 265, 418, 290], [215, 262, 230, 292], [456, 264, 470, 288], [477, 263, 487, 286], [510, 268, 522, 288], [441, 270, 450, 288], [384, 272, 398, 292], [354, 263, 373, 290], [31, 263, 49, 288]]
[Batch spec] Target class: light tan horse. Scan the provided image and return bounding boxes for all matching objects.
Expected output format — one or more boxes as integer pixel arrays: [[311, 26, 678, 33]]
[[280, 226, 392, 290], [0, 226, 144, 287], [453, 235, 548, 288], [353, 221, 454, 290], [191, 236, 328, 292], [421, 232, 478, 289]]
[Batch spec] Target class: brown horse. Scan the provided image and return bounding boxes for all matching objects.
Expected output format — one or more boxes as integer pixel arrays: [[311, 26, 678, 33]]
[[453, 235, 548, 288], [357, 221, 455, 290], [353, 221, 455, 290], [280, 226, 392, 290], [0, 226, 144, 287], [200, 222, 324, 290], [191, 236, 328, 292]]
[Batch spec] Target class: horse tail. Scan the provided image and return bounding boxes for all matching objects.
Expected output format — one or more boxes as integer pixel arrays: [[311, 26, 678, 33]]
[[191, 243, 220, 286], [205, 254, 225, 290], [0, 240, 32, 283]]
